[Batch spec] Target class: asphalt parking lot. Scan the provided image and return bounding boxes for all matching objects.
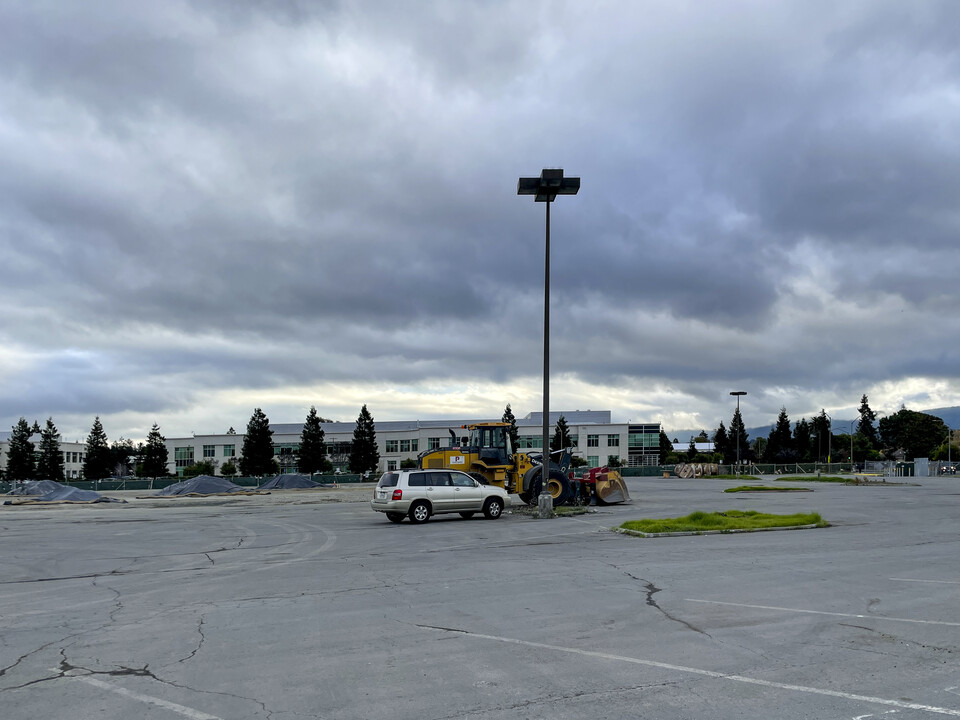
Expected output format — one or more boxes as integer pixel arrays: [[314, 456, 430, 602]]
[[2, 475, 959, 719]]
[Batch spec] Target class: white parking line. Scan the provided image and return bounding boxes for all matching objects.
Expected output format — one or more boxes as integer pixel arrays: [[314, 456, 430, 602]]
[[890, 578, 960, 585], [421, 628, 960, 716], [57, 671, 223, 720], [685, 599, 960, 627]]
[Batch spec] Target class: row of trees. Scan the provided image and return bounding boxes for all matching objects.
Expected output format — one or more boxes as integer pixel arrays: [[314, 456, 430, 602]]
[[4, 416, 170, 482], [697, 395, 953, 465]]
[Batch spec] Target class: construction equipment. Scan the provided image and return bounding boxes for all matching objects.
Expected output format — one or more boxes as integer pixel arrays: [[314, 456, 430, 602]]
[[416, 422, 630, 506]]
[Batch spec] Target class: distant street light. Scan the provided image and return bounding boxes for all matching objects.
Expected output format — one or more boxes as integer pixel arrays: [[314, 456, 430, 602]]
[[730, 391, 747, 475], [518, 168, 580, 519]]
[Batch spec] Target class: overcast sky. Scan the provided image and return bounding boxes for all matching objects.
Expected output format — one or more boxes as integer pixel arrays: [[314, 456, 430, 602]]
[[2, 0, 959, 444]]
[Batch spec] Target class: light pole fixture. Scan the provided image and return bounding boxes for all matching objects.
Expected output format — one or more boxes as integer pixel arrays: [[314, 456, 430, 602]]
[[729, 391, 747, 476], [518, 168, 580, 519]]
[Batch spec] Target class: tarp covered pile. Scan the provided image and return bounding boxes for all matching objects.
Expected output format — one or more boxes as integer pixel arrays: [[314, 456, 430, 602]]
[[155, 475, 260, 497], [4, 480, 126, 504], [257, 474, 336, 490]]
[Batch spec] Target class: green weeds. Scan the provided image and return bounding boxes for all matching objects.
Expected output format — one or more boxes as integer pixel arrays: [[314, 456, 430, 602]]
[[619, 509, 826, 535]]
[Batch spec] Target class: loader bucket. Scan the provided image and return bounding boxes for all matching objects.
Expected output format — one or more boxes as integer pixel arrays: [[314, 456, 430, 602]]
[[594, 470, 630, 505]]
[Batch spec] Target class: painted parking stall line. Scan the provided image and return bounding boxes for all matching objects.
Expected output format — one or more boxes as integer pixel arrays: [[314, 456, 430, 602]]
[[685, 598, 960, 627], [417, 626, 960, 717]]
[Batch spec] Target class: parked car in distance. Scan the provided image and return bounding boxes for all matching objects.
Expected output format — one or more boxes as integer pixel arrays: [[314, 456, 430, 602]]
[[371, 469, 509, 524]]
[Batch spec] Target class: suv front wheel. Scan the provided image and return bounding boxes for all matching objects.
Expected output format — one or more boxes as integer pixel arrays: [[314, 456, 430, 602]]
[[483, 497, 504, 520], [409, 501, 431, 524]]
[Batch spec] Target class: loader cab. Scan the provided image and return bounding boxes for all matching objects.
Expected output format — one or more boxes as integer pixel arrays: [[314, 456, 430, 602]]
[[468, 424, 513, 467]]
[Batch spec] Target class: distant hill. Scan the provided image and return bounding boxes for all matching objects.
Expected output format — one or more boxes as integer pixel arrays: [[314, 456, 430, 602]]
[[920, 406, 960, 429]]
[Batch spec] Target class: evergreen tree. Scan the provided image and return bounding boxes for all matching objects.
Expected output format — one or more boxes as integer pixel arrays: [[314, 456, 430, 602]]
[[83, 416, 113, 480], [298, 406, 329, 474], [110, 438, 136, 477], [36, 418, 65, 481], [712, 422, 729, 464], [878, 407, 947, 460], [6, 417, 36, 481], [793, 418, 812, 462], [728, 408, 749, 465], [550, 415, 573, 451], [686, 436, 697, 461], [348, 404, 379, 474], [240, 408, 277, 476], [857, 394, 880, 449], [764, 407, 795, 463], [141, 423, 170, 478], [501, 404, 519, 452], [811, 410, 832, 462], [658, 430, 674, 464]]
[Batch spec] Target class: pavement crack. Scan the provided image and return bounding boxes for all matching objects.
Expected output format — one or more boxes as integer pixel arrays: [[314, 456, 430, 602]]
[[177, 615, 207, 664], [607, 564, 712, 638]]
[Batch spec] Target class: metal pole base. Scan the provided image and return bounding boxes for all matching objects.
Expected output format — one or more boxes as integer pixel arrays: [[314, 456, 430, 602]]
[[538, 491, 553, 518]]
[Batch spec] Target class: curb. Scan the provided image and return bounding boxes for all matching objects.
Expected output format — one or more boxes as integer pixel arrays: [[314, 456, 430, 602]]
[[614, 522, 823, 538]]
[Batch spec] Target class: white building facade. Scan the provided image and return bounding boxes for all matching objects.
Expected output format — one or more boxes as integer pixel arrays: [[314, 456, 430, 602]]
[[164, 411, 662, 477]]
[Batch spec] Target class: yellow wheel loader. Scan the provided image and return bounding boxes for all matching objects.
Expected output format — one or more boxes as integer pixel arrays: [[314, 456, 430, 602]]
[[416, 422, 630, 506]]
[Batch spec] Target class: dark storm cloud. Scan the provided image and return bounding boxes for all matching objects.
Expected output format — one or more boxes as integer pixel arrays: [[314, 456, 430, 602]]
[[2, 0, 960, 440]]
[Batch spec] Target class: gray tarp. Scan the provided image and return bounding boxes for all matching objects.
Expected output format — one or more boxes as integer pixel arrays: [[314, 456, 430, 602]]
[[156, 475, 249, 496], [4, 479, 125, 504], [257, 474, 335, 490]]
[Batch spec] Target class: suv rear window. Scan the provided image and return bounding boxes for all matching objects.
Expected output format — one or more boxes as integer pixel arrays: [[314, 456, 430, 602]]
[[378, 473, 399, 488]]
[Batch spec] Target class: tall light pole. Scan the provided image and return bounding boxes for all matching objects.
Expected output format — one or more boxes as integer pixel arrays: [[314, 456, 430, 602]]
[[518, 168, 580, 518], [730, 391, 747, 475]]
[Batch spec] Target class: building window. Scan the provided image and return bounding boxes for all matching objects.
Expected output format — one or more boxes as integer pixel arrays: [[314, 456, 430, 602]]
[[569, 434, 578, 448], [428, 437, 441, 450], [223, 444, 235, 457], [410, 439, 418, 452], [400, 439, 411, 453], [517, 436, 543, 449], [203, 445, 216, 458], [587, 435, 599, 447], [607, 455, 620, 466], [387, 460, 397, 471], [175, 446, 194, 469], [587, 456, 599, 467], [386, 440, 399, 453], [607, 434, 619, 447]]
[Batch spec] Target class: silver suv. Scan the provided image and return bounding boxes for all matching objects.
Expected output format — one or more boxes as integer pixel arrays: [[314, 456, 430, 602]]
[[371, 469, 510, 524]]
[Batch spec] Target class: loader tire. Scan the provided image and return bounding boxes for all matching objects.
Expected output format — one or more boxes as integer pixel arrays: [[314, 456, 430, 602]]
[[526, 468, 573, 506]]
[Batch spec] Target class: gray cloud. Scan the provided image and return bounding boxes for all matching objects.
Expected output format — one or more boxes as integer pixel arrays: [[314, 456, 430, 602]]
[[2, 0, 960, 441]]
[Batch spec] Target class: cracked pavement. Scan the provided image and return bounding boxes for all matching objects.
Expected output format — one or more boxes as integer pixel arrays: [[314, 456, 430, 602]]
[[1, 477, 959, 719]]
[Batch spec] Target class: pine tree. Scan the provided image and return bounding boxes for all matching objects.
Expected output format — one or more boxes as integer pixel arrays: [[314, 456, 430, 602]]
[[728, 408, 750, 465], [793, 418, 812, 462], [658, 430, 674, 464], [550, 415, 573, 452], [686, 436, 697, 461], [141, 423, 170, 478], [764, 407, 795, 463], [810, 410, 832, 462], [298, 406, 328, 474], [36, 418, 65, 481], [501, 404, 519, 452], [712, 422, 728, 464], [240, 408, 277, 476], [82, 416, 113, 480], [348, 405, 379, 474], [857, 394, 880, 449], [6, 417, 36, 481]]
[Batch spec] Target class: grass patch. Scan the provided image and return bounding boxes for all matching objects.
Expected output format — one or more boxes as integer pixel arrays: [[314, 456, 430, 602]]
[[778, 475, 847, 483], [724, 485, 811, 493], [619, 509, 826, 534], [705, 474, 759, 480]]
